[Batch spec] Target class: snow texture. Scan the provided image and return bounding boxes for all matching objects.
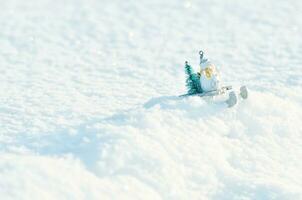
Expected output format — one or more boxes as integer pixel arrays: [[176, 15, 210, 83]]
[[0, 0, 302, 199]]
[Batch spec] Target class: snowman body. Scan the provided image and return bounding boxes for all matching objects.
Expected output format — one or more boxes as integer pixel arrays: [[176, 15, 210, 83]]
[[199, 59, 220, 92]]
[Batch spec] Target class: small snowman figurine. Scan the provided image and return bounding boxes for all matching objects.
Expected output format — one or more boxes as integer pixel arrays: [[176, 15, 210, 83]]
[[198, 51, 220, 92], [182, 50, 248, 107]]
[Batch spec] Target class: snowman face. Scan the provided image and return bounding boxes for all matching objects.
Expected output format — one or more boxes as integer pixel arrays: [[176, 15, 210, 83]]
[[201, 64, 217, 79]]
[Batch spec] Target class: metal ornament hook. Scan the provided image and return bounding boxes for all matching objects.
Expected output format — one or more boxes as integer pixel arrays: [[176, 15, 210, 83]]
[[199, 50, 204, 59]]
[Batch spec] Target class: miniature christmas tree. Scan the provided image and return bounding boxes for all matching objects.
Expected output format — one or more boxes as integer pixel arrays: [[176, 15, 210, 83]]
[[185, 61, 202, 94]]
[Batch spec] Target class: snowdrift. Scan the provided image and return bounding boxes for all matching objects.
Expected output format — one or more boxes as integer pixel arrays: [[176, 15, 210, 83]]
[[1, 90, 301, 199]]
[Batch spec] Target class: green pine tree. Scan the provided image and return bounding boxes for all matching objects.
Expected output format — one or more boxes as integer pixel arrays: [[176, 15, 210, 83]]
[[184, 61, 202, 94]]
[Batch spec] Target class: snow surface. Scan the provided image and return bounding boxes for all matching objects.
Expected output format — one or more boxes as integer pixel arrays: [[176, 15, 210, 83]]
[[1, 0, 302, 199]]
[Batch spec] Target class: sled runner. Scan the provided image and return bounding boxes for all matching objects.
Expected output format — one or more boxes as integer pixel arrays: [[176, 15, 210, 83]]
[[180, 85, 248, 108]]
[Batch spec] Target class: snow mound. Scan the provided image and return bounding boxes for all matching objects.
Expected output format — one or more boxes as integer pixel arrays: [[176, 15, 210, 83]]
[[92, 90, 302, 199], [2, 90, 301, 199]]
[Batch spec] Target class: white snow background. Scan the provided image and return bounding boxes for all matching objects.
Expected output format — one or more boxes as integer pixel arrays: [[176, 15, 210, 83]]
[[0, 0, 302, 199]]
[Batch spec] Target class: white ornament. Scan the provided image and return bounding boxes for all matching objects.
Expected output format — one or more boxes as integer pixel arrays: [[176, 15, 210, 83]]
[[199, 51, 220, 92]]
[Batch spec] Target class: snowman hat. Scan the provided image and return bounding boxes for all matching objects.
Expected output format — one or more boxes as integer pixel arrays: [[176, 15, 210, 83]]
[[199, 50, 212, 69]]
